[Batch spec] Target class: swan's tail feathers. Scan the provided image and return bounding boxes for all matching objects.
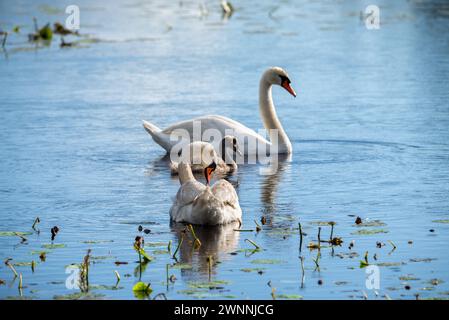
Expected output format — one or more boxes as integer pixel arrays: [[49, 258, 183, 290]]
[[142, 120, 171, 152]]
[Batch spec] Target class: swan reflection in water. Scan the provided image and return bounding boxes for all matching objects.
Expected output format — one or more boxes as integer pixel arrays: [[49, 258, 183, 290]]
[[259, 153, 292, 225], [169, 221, 240, 281]]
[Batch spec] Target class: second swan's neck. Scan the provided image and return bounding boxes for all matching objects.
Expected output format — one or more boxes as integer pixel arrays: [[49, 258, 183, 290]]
[[259, 79, 292, 154]]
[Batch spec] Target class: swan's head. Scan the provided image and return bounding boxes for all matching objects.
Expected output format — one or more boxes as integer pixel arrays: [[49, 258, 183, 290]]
[[264, 67, 296, 97], [221, 135, 242, 156], [204, 161, 217, 185]]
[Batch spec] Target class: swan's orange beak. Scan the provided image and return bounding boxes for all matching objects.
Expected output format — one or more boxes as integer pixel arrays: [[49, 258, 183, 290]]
[[204, 162, 217, 185], [281, 80, 297, 97]]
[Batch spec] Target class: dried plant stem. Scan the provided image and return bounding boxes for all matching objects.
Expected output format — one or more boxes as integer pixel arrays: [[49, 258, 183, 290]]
[[298, 222, 303, 252]]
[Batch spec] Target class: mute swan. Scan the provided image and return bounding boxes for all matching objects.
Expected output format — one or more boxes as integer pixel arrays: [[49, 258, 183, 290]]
[[170, 162, 242, 226], [143, 66, 296, 155], [169, 135, 241, 175]]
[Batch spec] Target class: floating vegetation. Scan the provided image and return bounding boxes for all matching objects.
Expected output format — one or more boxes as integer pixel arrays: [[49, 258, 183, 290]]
[[399, 275, 420, 281], [240, 268, 266, 273], [310, 221, 336, 226], [351, 229, 388, 235], [250, 259, 285, 265], [276, 294, 303, 300], [188, 280, 230, 290], [354, 220, 387, 227], [376, 262, 405, 267], [41, 244, 66, 249], [80, 240, 114, 244], [409, 258, 437, 263], [0, 231, 32, 237], [432, 219, 449, 224], [360, 251, 369, 268], [132, 282, 153, 299], [53, 292, 105, 300], [170, 263, 192, 270], [145, 242, 167, 247]]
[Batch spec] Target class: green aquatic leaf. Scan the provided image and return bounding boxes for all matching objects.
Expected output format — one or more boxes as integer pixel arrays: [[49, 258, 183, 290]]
[[132, 282, 152, 299], [38, 24, 53, 40]]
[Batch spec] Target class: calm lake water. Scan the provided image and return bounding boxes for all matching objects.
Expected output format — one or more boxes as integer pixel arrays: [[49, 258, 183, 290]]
[[1, 0, 449, 300]]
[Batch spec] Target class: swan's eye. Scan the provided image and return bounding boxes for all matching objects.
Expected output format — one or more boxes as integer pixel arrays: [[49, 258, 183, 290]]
[[279, 75, 290, 84]]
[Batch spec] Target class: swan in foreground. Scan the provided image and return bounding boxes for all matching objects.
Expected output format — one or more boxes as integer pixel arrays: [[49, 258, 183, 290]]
[[170, 161, 242, 226], [143, 66, 296, 155], [169, 135, 241, 175]]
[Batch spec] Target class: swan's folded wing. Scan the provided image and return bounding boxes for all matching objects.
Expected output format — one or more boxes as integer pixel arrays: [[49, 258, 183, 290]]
[[210, 179, 239, 208], [174, 180, 206, 206]]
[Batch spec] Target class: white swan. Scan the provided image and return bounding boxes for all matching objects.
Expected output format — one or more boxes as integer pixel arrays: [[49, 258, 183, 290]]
[[143, 67, 296, 155], [169, 135, 240, 175], [170, 161, 242, 226]]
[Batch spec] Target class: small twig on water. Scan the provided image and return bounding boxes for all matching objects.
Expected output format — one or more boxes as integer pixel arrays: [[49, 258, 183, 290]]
[[167, 240, 172, 255], [298, 222, 303, 252], [114, 270, 120, 285]]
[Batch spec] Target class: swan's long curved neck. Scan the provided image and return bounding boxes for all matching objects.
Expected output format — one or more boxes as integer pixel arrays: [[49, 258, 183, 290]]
[[259, 79, 292, 154]]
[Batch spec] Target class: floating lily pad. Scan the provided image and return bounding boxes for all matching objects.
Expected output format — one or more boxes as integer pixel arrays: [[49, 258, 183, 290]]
[[41, 244, 66, 249], [351, 229, 388, 235], [250, 259, 285, 265]]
